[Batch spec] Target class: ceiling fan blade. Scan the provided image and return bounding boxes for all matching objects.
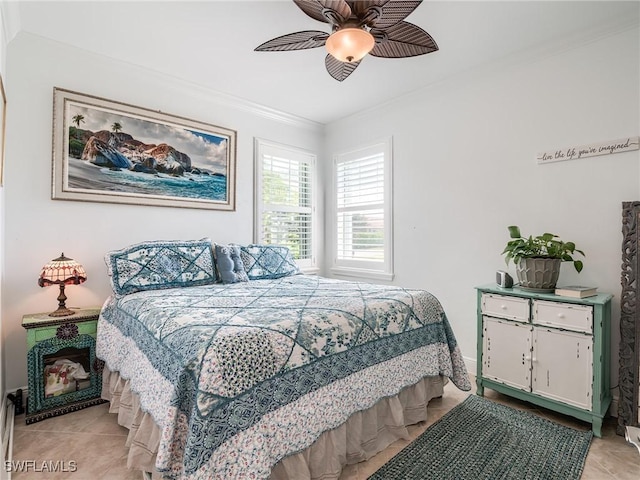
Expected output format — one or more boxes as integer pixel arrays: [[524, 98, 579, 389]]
[[372, 0, 422, 30], [325, 54, 361, 81], [370, 21, 438, 58], [348, 0, 389, 23], [294, 0, 353, 25], [316, 0, 353, 24], [293, 0, 330, 24], [255, 30, 329, 52]]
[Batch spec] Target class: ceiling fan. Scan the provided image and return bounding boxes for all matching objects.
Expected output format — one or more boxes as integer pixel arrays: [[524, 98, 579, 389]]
[[255, 0, 438, 81]]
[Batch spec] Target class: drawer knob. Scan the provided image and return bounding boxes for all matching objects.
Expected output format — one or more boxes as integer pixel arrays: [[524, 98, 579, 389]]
[[557, 313, 565, 318], [501, 305, 507, 310]]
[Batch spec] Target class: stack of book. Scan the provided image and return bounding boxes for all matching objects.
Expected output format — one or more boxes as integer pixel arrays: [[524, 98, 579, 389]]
[[554, 285, 598, 298]]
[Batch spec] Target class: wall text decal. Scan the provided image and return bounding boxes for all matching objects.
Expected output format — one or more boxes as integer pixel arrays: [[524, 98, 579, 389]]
[[537, 137, 639, 164]]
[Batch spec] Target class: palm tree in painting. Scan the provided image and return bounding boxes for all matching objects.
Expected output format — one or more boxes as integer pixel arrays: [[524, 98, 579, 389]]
[[111, 122, 123, 133], [72, 114, 85, 128]]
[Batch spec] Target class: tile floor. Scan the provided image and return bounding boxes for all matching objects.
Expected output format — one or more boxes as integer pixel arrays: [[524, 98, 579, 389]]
[[9, 376, 640, 479]]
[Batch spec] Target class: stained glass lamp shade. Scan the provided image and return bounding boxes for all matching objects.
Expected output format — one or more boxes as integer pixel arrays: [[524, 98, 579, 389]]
[[38, 253, 87, 317]]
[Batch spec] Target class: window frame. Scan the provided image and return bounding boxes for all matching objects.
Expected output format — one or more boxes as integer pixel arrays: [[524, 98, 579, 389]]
[[254, 138, 318, 273], [330, 137, 394, 281]]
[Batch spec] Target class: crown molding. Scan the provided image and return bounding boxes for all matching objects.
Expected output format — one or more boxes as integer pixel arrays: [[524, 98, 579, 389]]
[[14, 28, 324, 133], [0, 0, 20, 46], [184, 83, 324, 132]]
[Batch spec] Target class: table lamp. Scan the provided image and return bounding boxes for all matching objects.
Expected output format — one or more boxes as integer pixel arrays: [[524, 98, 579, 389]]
[[38, 253, 87, 317]]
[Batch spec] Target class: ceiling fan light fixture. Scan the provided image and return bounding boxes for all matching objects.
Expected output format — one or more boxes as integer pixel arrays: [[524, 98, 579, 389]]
[[257, 1, 438, 81], [325, 27, 375, 63]]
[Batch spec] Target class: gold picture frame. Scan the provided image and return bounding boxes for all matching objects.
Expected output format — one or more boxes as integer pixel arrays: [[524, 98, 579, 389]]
[[52, 88, 237, 211]]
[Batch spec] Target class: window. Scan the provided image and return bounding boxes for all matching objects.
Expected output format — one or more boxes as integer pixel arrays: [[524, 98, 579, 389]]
[[331, 138, 393, 280], [254, 139, 317, 272]]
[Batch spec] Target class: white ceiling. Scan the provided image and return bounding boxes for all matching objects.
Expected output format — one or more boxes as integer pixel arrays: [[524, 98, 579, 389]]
[[13, 1, 640, 124]]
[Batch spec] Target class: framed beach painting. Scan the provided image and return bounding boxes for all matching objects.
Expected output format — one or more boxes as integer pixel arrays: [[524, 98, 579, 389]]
[[51, 88, 236, 210]]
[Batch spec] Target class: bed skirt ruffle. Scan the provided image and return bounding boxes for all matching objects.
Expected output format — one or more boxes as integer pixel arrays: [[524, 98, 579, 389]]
[[102, 367, 445, 480]]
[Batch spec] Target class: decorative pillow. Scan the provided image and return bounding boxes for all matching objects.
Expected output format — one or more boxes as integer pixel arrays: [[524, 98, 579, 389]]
[[214, 244, 249, 284], [240, 244, 300, 280], [104, 239, 217, 295]]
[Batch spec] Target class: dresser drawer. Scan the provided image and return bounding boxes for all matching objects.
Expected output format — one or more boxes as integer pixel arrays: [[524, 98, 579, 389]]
[[533, 300, 592, 334], [481, 293, 530, 322]]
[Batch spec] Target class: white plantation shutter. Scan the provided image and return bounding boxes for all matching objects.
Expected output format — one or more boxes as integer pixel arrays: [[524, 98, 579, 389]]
[[332, 139, 393, 280], [336, 155, 384, 261], [255, 139, 317, 271]]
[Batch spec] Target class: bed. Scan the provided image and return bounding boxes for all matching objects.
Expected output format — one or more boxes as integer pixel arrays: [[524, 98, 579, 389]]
[[96, 240, 471, 479]]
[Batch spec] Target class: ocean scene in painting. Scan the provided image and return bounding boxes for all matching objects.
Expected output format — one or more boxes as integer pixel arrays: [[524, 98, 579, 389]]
[[66, 103, 230, 202]]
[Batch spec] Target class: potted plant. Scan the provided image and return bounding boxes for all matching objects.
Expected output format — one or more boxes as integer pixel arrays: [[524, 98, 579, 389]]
[[502, 225, 585, 292]]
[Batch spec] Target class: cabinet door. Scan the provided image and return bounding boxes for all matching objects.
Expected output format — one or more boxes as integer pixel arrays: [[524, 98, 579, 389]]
[[482, 317, 532, 391], [532, 327, 592, 410]]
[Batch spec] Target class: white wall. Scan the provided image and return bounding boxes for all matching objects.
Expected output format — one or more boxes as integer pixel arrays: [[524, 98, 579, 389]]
[[0, 1, 7, 404], [324, 26, 640, 389], [0, 3, 6, 403], [1, 32, 323, 391], [0, 0, 17, 402]]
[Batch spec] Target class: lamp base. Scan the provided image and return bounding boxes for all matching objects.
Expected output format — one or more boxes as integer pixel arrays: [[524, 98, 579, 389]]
[[48, 307, 76, 317], [48, 283, 75, 317]]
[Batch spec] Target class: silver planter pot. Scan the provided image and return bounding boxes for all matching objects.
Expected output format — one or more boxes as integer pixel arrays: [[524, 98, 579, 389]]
[[515, 257, 561, 293]]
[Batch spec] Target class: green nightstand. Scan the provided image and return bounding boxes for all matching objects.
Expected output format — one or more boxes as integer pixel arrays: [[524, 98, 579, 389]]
[[475, 284, 612, 437], [22, 307, 107, 424]]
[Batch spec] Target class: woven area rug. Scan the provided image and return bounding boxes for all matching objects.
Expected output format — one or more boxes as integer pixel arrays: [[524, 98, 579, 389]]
[[368, 395, 592, 480]]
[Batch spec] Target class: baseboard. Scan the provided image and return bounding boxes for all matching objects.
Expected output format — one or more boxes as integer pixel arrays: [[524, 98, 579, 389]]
[[1, 389, 16, 480], [1, 393, 8, 480], [610, 391, 619, 419], [2, 386, 29, 480], [463, 356, 477, 380]]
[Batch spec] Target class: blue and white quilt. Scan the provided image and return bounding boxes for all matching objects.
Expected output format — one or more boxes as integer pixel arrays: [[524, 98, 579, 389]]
[[97, 275, 471, 479]]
